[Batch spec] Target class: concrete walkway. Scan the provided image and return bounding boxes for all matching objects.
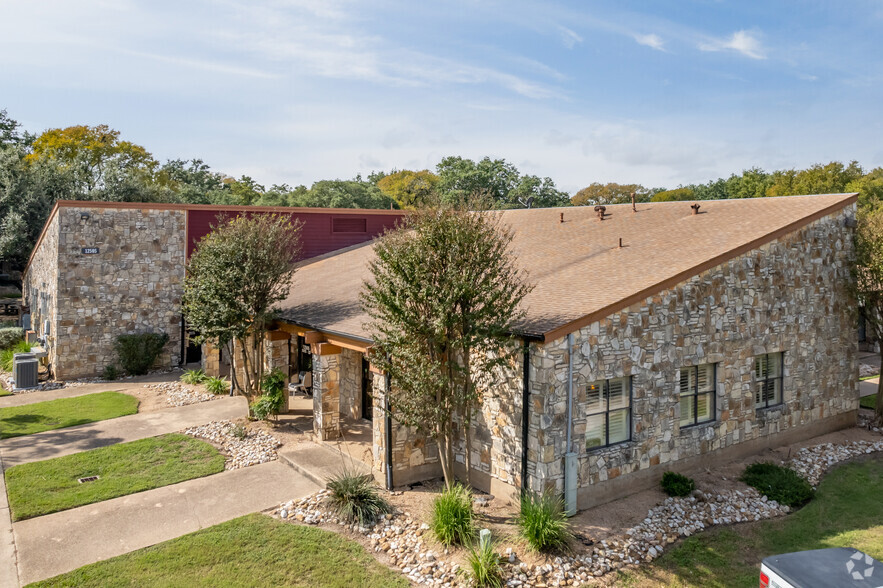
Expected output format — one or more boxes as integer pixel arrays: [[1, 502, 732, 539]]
[[0, 451, 19, 588], [0, 396, 247, 469], [279, 441, 372, 488], [861, 377, 880, 399], [13, 460, 321, 585]]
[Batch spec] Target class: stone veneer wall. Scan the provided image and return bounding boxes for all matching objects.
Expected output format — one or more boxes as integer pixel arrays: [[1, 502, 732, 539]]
[[52, 207, 186, 379], [339, 347, 362, 420], [525, 207, 858, 503], [313, 351, 341, 440], [22, 213, 60, 367]]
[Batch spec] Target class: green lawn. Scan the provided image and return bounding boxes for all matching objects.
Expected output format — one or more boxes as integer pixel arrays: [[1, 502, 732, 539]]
[[0, 391, 138, 439], [6, 433, 225, 521], [617, 454, 883, 587], [29, 513, 410, 588], [862, 395, 877, 410]]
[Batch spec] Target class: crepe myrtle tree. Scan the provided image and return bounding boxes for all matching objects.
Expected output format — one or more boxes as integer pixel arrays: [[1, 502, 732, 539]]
[[183, 213, 301, 406], [852, 206, 883, 424], [361, 200, 532, 487]]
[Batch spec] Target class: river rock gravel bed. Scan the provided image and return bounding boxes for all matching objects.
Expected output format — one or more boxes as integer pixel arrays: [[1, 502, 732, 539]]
[[142, 381, 218, 407], [272, 433, 883, 587], [183, 420, 281, 470]]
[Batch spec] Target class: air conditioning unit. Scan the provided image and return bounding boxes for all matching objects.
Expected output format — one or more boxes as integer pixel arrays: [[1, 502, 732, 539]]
[[13, 353, 38, 390]]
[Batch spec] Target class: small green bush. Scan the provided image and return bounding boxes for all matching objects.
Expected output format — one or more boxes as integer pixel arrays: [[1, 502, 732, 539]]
[[516, 490, 572, 552], [430, 483, 475, 546], [102, 365, 119, 381], [741, 462, 814, 508], [250, 369, 287, 420], [1, 341, 32, 372], [661, 471, 696, 497], [0, 327, 24, 350], [181, 369, 207, 385], [325, 470, 392, 526], [115, 332, 169, 375], [205, 376, 228, 395], [231, 423, 248, 440], [463, 535, 503, 588]]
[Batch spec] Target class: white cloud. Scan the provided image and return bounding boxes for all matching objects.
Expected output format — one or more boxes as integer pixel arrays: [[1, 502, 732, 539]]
[[558, 26, 583, 49], [699, 30, 767, 60], [633, 33, 665, 51]]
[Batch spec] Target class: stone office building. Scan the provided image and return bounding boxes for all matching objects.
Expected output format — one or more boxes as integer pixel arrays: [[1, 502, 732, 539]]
[[22, 201, 404, 380], [264, 193, 859, 508]]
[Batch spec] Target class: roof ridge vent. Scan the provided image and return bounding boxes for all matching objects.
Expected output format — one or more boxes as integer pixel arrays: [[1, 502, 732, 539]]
[[594, 205, 606, 220]]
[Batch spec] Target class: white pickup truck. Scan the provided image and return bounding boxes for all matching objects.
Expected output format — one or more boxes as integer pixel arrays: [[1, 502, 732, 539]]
[[761, 548, 883, 588]]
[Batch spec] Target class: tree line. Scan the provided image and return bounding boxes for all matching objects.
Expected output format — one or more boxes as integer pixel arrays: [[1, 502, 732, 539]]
[[2, 107, 882, 271]]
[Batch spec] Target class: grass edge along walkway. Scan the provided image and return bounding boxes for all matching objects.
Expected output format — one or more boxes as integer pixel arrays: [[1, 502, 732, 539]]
[[6, 433, 225, 521], [27, 513, 410, 588], [0, 391, 138, 439], [616, 453, 883, 587]]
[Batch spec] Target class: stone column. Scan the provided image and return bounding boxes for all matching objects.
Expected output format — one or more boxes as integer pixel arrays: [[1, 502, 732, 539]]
[[264, 330, 291, 412], [313, 343, 342, 440], [372, 371, 388, 479], [202, 342, 221, 377]]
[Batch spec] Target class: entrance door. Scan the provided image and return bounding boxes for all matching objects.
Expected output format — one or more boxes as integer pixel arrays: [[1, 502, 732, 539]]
[[361, 356, 373, 420]]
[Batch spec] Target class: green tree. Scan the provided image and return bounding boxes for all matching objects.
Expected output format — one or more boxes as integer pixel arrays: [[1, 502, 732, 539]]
[[725, 167, 772, 199], [851, 207, 883, 423], [571, 183, 650, 206], [182, 214, 302, 406], [27, 124, 158, 194], [157, 159, 228, 204], [650, 187, 695, 202], [293, 179, 396, 209], [768, 161, 864, 197], [361, 202, 532, 487], [376, 170, 439, 209], [848, 168, 883, 212], [435, 156, 568, 208]]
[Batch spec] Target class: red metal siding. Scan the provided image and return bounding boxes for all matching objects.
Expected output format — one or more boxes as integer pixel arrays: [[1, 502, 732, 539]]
[[186, 209, 404, 260]]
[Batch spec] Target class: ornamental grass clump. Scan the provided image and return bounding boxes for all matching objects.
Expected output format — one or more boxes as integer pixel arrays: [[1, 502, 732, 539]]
[[515, 490, 572, 553], [180, 369, 207, 385], [430, 483, 475, 546], [741, 462, 814, 508], [325, 470, 391, 526], [1, 341, 32, 372], [463, 535, 503, 588], [204, 376, 228, 395], [661, 471, 696, 497]]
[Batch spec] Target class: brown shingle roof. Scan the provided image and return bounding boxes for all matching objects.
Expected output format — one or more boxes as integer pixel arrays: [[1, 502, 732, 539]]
[[278, 193, 857, 343]]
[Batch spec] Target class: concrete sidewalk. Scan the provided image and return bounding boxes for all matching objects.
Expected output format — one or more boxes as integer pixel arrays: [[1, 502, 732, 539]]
[[279, 441, 372, 488], [860, 377, 879, 399], [0, 396, 247, 469], [0, 371, 186, 409], [13, 460, 321, 585]]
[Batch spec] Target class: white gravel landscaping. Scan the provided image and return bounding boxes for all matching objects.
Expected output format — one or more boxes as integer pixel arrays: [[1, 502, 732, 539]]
[[182, 419, 281, 470], [142, 381, 218, 407], [272, 431, 883, 587]]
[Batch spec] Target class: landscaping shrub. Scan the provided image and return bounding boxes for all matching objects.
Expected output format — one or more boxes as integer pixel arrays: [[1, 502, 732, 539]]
[[181, 369, 207, 385], [430, 483, 475, 546], [515, 490, 572, 552], [1, 341, 32, 372], [463, 534, 503, 588], [741, 462, 814, 508], [115, 332, 169, 375], [250, 369, 287, 420], [325, 470, 392, 526], [102, 365, 119, 381], [0, 327, 23, 350], [231, 423, 248, 440], [204, 376, 228, 395], [661, 471, 696, 497]]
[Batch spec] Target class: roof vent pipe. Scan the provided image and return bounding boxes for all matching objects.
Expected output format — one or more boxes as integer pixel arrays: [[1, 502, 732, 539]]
[[631, 192, 636, 212], [559, 212, 564, 223], [691, 203, 701, 215], [594, 205, 606, 220]]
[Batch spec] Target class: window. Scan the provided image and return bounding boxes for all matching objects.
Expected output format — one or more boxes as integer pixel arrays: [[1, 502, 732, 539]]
[[679, 364, 716, 428], [755, 353, 783, 409], [585, 377, 631, 450]]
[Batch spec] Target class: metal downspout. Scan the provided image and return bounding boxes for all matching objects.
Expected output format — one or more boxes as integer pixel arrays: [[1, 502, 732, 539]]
[[520, 339, 530, 492], [564, 333, 577, 516], [384, 370, 394, 491]]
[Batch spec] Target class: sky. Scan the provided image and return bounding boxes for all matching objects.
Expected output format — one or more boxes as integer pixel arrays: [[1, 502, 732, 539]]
[[2, 0, 882, 194]]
